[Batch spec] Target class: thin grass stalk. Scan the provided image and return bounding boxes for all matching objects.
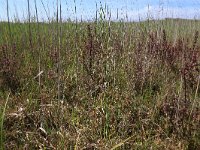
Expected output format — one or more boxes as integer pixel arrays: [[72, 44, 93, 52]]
[[6, 0, 13, 48], [190, 75, 200, 116], [108, 9, 116, 87], [33, 0, 44, 129], [74, 0, 79, 88], [87, 25, 93, 75], [183, 47, 187, 102], [40, 0, 50, 22], [117, 8, 118, 20], [110, 136, 133, 150], [59, 0, 63, 100], [95, 3, 98, 36], [0, 93, 10, 150], [56, 0, 61, 100], [34, 0, 42, 92], [27, 0, 32, 48]]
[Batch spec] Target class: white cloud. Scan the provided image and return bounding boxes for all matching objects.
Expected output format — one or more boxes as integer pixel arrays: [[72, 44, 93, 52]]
[[108, 5, 200, 21], [139, 5, 200, 20]]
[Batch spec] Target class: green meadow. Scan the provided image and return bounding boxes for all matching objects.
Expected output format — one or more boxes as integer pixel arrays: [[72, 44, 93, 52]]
[[0, 10, 200, 149]]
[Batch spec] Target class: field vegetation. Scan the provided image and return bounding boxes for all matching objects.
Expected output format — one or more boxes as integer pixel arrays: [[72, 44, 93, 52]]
[[0, 2, 200, 149]]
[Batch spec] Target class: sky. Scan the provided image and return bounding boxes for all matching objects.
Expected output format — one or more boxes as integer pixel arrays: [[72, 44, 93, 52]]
[[0, 0, 200, 22]]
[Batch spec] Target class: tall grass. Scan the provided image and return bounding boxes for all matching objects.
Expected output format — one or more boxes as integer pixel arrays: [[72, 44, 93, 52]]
[[0, 1, 200, 149]]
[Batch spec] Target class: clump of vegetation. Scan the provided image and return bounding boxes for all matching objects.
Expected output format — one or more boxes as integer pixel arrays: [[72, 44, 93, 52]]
[[0, 2, 200, 149]]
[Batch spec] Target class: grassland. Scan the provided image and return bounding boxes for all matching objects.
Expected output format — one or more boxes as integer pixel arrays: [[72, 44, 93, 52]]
[[0, 17, 200, 149]]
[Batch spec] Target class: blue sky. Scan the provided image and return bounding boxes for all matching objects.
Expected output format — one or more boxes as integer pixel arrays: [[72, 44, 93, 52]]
[[0, 0, 200, 21]]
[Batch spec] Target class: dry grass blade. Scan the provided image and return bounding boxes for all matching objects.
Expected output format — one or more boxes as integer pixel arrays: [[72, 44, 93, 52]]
[[110, 136, 133, 150], [0, 92, 10, 150], [190, 75, 200, 116]]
